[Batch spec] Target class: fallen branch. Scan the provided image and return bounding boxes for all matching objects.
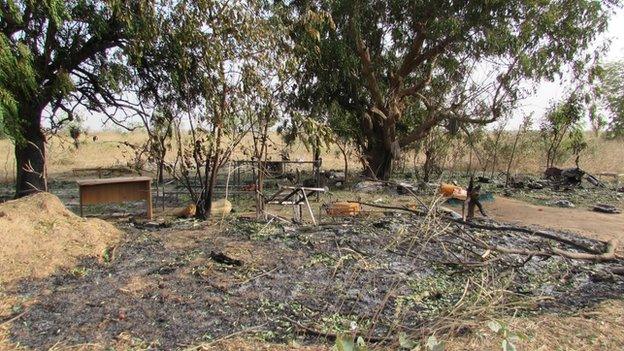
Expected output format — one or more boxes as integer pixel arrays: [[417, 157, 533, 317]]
[[551, 239, 618, 261], [472, 238, 620, 262], [350, 200, 604, 255], [451, 219, 603, 255], [182, 324, 267, 351], [609, 266, 624, 275], [235, 267, 278, 286], [0, 310, 28, 327]]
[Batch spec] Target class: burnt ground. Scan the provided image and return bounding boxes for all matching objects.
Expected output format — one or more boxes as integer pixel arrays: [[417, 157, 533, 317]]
[[3, 212, 624, 350]]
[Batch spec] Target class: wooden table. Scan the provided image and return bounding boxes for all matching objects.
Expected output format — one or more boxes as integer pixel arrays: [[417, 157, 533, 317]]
[[77, 176, 153, 219]]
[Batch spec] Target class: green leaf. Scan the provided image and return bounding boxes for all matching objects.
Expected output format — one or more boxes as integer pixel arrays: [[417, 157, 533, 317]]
[[399, 332, 417, 349], [355, 336, 367, 351]]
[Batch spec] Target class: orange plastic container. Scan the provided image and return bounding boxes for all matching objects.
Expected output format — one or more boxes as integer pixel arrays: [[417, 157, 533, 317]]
[[439, 183, 460, 196], [326, 202, 362, 216], [439, 183, 467, 200]]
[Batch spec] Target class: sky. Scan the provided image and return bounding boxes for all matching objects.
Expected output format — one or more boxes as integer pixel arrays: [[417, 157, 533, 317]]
[[84, 7, 624, 131]]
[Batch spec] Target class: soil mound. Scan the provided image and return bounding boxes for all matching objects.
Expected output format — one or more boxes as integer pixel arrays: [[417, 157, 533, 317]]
[[0, 192, 121, 284]]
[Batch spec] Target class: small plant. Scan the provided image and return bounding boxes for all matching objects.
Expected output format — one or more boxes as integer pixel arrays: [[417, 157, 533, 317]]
[[69, 124, 81, 148], [102, 247, 113, 263], [539, 94, 584, 168], [67, 115, 84, 149], [487, 320, 523, 351], [70, 266, 90, 278], [398, 333, 445, 351], [333, 334, 368, 351]]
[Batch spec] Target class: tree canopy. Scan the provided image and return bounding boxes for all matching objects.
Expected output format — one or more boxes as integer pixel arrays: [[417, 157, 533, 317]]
[[285, 0, 619, 179], [0, 0, 159, 196], [0, 0, 622, 196]]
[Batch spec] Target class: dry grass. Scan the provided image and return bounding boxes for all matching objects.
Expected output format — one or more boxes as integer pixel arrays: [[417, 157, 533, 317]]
[[0, 192, 120, 284], [442, 299, 624, 351], [1, 130, 622, 184], [0, 130, 351, 183]]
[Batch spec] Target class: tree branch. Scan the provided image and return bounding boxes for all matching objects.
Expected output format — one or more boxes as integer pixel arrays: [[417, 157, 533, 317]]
[[397, 56, 437, 98], [349, 19, 385, 112]]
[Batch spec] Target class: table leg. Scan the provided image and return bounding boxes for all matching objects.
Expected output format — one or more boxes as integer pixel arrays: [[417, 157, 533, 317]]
[[146, 181, 153, 220], [79, 187, 84, 217], [301, 190, 316, 226]]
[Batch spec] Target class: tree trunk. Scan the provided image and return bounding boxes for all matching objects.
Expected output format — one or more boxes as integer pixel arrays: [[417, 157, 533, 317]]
[[505, 128, 522, 187], [363, 143, 393, 180], [337, 142, 349, 184], [362, 116, 399, 180], [158, 156, 165, 184], [15, 105, 47, 198], [422, 148, 434, 183]]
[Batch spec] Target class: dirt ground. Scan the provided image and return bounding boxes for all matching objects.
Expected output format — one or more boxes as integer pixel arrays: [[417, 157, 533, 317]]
[[443, 196, 624, 243], [0, 205, 623, 350]]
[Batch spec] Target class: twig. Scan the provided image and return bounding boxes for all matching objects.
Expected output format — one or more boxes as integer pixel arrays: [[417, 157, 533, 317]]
[[0, 310, 27, 327], [182, 324, 267, 351], [282, 316, 391, 343], [235, 267, 278, 286]]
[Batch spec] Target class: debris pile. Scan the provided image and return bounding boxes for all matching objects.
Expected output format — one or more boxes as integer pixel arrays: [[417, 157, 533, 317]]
[[0, 192, 121, 284], [593, 204, 621, 214]]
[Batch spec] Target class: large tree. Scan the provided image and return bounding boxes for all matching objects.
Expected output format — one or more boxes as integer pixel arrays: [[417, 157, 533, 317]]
[[287, 0, 618, 179], [0, 0, 157, 197]]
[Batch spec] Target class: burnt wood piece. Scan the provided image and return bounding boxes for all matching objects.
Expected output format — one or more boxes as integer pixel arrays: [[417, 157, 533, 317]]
[[544, 167, 562, 180], [209, 251, 243, 266]]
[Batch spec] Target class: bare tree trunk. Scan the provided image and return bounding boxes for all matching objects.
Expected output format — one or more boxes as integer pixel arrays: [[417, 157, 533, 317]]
[[488, 128, 504, 179], [336, 142, 349, 184], [505, 127, 523, 187], [254, 110, 270, 220], [361, 112, 400, 180], [197, 82, 227, 219], [158, 153, 165, 184], [466, 147, 473, 177], [422, 147, 435, 183]]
